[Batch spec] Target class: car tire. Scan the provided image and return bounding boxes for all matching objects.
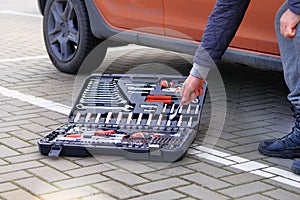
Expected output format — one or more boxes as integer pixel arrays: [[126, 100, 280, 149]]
[[43, 0, 106, 74]]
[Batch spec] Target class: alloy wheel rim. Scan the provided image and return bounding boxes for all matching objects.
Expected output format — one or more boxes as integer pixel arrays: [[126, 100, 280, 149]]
[[47, 0, 79, 62]]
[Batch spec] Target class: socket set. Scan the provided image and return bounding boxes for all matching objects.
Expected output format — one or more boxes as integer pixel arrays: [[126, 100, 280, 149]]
[[38, 74, 207, 162]]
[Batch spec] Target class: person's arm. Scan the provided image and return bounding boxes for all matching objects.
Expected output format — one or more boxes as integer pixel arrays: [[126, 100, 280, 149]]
[[181, 0, 251, 104], [281, 0, 300, 38]]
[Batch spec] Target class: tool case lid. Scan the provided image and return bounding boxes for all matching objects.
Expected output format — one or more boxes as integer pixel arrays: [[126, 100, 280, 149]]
[[68, 73, 206, 131]]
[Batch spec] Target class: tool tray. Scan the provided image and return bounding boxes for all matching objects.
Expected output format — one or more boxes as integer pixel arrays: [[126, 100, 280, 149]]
[[38, 74, 207, 162]]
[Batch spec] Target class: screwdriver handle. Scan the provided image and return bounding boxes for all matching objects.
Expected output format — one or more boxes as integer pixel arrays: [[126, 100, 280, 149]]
[[145, 99, 172, 104], [146, 95, 172, 100]]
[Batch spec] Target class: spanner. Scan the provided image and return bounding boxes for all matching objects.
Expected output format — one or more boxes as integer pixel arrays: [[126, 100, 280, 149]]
[[84, 88, 119, 92], [79, 99, 127, 104], [76, 104, 134, 111]]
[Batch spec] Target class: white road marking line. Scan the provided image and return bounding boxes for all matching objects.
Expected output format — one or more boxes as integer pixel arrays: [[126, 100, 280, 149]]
[[0, 86, 71, 115], [193, 146, 300, 189], [0, 10, 42, 18], [0, 55, 48, 63], [0, 84, 299, 189]]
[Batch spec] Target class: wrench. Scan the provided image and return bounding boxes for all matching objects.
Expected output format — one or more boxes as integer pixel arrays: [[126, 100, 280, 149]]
[[127, 87, 155, 91], [86, 84, 117, 88], [81, 96, 124, 100], [76, 104, 134, 111], [84, 88, 119, 92], [79, 99, 127, 104]]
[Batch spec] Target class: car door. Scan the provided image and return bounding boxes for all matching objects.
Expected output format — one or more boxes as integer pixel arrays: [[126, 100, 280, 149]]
[[163, 0, 284, 56], [93, 0, 164, 34]]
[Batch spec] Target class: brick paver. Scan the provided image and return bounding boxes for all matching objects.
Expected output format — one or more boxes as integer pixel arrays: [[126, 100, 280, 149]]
[[1, 1, 300, 199]]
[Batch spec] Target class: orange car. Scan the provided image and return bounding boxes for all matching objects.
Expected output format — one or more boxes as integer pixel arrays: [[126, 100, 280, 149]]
[[38, 0, 284, 74]]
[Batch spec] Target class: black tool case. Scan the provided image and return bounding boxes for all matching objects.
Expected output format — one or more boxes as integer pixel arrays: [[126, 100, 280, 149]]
[[38, 74, 207, 162]]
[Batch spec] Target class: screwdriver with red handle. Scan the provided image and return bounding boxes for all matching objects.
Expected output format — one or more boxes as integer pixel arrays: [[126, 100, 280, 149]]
[[145, 95, 175, 104]]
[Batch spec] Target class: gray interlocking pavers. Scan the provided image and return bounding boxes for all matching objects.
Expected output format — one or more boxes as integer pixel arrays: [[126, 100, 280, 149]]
[[40, 158, 80, 171], [129, 190, 186, 200], [0, 189, 40, 200], [219, 181, 275, 198], [177, 184, 229, 200], [0, 137, 31, 148], [221, 172, 263, 185], [0, 171, 31, 184], [94, 181, 142, 199], [264, 189, 300, 200], [0, 145, 20, 157], [65, 164, 114, 177], [15, 177, 58, 195], [237, 194, 274, 200], [40, 186, 99, 200], [135, 178, 189, 193], [186, 162, 233, 178], [142, 166, 194, 181], [53, 174, 108, 189], [103, 170, 149, 186], [5, 153, 44, 164], [28, 166, 70, 182], [181, 173, 232, 190]]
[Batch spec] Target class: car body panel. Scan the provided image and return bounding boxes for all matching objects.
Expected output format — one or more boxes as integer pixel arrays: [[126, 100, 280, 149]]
[[163, 0, 214, 41], [93, 0, 165, 35], [164, 0, 284, 56]]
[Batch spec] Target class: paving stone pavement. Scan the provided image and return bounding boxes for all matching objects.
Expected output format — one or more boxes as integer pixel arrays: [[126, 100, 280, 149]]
[[1, 1, 300, 200]]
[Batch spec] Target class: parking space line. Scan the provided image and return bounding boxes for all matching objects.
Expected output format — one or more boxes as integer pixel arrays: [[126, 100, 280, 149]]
[[193, 145, 300, 189], [0, 86, 70, 115], [0, 55, 48, 63], [0, 85, 299, 189], [0, 10, 42, 18]]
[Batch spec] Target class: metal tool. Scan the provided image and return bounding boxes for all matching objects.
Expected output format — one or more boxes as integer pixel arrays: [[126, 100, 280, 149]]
[[116, 112, 123, 124], [169, 105, 182, 120], [81, 94, 123, 98], [137, 113, 143, 125], [145, 95, 175, 104], [187, 116, 193, 127], [82, 93, 123, 98], [86, 84, 116, 89], [95, 113, 101, 123], [177, 115, 183, 126], [85, 113, 92, 122], [140, 104, 158, 109], [170, 104, 175, 113], [157, 114, 163, 125], [126, 112, 133, 124], [74, 112, 81, 122], [128, 91, 150, 94], [162, 87, 181, 93], [76, 104, 134, 111], [125, 83, 156, 87], [105, 112, 113, 123], [146, 113, 153, 126], [127, 87, 155, 91], [186, 104, 191, 114], [80, 99, 127, 104], [162, 104, 167, 113]]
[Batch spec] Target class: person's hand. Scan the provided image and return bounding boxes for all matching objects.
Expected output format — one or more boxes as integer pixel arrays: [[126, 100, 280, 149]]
[[280, 9, 300, 38], [180, 74, 204, 105]]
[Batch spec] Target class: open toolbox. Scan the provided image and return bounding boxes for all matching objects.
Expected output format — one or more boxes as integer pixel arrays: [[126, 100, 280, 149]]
[[38, 74, 207, 162]]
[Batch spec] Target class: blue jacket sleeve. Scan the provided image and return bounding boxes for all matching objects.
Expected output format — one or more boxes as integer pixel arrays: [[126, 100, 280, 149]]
[[193, 0, 250, 69], [288, 0, 300, 15]]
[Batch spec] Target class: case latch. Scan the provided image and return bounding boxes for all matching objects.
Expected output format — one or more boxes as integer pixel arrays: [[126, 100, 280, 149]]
[[149, 144, 161, 156], [48, 144, 63, 157]]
